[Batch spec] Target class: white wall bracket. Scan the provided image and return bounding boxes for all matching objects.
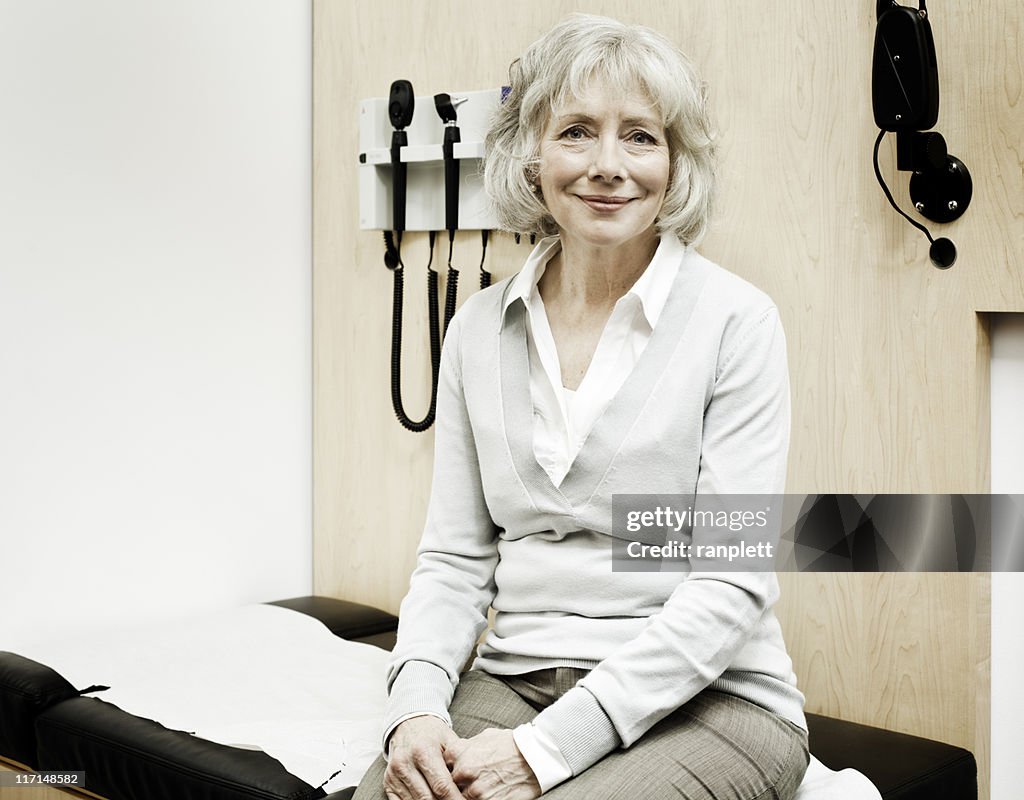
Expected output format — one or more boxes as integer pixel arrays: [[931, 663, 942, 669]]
[[358, 88, 502, 231]]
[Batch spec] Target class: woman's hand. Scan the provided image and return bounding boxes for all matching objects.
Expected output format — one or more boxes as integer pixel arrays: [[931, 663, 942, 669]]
[[384, 716, 466, 800], [444, 728, 542, 800]]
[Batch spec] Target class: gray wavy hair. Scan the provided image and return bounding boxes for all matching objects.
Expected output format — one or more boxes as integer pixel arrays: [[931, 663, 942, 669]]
[[483, 14, 717, 245]]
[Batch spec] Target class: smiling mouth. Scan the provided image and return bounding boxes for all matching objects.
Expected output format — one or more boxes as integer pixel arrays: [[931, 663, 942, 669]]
[[578, 195, 634, 212]]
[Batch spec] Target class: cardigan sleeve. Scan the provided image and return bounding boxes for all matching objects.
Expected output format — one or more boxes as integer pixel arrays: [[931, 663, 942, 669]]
[[381, 314, 501, 745], [529, 306, 792, 778]]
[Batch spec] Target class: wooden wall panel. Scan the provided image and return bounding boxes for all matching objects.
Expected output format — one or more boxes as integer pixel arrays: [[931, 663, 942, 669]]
[[775, 573, 984, 744], [314, 2, 1023, 797]]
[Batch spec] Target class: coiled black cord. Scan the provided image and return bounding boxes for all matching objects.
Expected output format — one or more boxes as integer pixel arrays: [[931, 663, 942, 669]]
[[479, 230, 492, 289], [443, 233, 459, 339], [388, 231, 441, 432], [386, 229, 492, 431]]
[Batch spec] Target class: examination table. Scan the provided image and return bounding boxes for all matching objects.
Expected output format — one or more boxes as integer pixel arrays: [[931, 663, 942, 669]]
[[0, 596, 976, 800]]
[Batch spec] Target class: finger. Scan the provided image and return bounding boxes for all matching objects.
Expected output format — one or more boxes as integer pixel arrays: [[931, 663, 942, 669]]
[[454, 779, 483, 800], [385, 760, 433, 800], [441, 740, 460, 770], [414, 752, 465, 800]]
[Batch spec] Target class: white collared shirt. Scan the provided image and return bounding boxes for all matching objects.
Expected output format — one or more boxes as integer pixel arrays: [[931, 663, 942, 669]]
[[501, 234, 684, 488], [503, 233, 684, 791]]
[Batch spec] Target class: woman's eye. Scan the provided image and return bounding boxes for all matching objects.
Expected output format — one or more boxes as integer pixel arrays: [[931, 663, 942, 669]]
[[629, 131, 656, 145], [561, 126, 587, 140]]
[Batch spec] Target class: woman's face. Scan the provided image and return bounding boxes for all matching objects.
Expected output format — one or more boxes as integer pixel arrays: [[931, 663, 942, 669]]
[[537, 77, 670, 254]]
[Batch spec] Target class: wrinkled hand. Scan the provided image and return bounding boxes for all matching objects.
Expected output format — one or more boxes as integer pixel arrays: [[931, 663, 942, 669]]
[[444, 728, 541, 800], [384, 716, 465, 800]]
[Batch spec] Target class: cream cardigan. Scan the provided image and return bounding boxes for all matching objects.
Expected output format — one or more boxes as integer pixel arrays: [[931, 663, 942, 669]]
[[384, 243, 806, 776]]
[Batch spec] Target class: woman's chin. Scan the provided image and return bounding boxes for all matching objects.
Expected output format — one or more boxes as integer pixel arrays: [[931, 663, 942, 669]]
[[559, 224, 659, 254]]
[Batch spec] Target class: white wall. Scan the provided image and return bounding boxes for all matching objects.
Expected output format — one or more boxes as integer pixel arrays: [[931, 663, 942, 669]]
[[990, 314, 1024, 800], [0, 1, 312, 640]]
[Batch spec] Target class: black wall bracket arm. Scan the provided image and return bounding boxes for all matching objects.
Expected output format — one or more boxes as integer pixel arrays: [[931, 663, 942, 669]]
[[871, 0, 971, 267]]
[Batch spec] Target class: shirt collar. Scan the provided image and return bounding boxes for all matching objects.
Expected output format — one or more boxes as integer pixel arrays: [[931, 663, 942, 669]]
[[501, 234, 686, 329], [501, 236, 561, 319], [627, 234, 686, 329]]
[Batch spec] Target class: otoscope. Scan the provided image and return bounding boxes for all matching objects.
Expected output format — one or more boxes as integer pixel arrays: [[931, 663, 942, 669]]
[[385, 79, 442, 433], [388, 79, 415, 258], [437, 93, 493, 292], [434, 93, 467, 337]]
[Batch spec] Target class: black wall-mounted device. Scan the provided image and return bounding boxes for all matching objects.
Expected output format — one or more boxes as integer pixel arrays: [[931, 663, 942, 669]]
[[378, 83, 493, 433], [433, 93, 466, 236], [383, 79, 443, 433], [871, 0, 971, 269], [388, 79, 415, 239], [872, 1, 938, 132], [433, 92, 469, 339]]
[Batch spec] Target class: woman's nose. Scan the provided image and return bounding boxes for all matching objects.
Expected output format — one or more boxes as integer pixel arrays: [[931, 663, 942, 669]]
[[587, 135, 627, 181]]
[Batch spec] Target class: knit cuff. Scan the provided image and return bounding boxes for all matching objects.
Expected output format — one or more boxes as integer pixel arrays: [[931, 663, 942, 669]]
[[382, 660, 455, 750], [530, 685, 621, 775]]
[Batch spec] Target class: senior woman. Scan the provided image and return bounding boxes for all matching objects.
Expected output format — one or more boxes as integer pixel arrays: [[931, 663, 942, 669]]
[[354, 14, 807, 800]]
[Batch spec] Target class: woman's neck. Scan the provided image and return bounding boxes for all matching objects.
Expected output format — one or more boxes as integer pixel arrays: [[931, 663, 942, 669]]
[[539, 230, 659, 311]]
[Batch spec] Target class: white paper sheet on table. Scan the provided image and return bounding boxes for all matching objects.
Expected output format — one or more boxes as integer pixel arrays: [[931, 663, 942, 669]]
[[6, 604, 390, 793], [5, 604, 883, 798], [795, 755, 882, 800]]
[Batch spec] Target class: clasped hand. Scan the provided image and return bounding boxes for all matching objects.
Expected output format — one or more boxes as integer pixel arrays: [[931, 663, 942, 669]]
[[384, 716, 541, 800]]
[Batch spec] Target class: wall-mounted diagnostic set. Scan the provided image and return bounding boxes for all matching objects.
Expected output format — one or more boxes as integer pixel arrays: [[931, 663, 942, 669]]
[[359, 83, 502, 431], [871, 0, 972, 268]]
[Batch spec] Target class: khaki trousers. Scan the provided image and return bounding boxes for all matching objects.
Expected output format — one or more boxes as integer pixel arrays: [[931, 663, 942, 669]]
[[354, 668, 809, 800]]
